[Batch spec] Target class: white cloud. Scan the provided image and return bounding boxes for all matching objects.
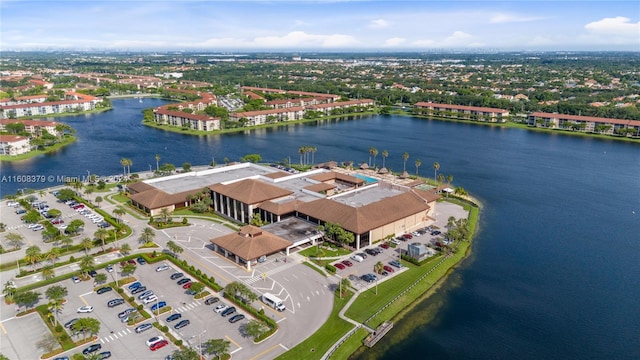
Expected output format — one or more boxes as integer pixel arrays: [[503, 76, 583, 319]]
[[369, 19, 390, 29], [187, 31, 358, 49], [412, 31, 482, 48], [489, 13, 547, 23], [585, 16, 640, 36], [384, 37, 406, 46]]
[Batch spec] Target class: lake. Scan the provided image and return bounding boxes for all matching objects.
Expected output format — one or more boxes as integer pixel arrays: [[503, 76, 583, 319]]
[[2, 99, 639, 359]]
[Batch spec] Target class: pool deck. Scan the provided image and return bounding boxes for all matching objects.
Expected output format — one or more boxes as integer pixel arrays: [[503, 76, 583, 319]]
[[330, 166, 422, 187]]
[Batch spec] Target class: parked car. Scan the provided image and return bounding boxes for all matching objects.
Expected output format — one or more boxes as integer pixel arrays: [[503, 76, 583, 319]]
[[135, 323, 153, 333], [389, 260, 403, 268], [221, 306, 236, 317], [379, 243, 390, 249], [143, 295, 158, 304], [127, 282, 142, 291], [177, 278, 191, 285], [334, 263, 346, 270], [107, 298, 125, 308], [356, 252, 367, 259], [150, 340, 168, 351], [204, 297, 220, 305], [88, 270, 97, 278], [151, 301, 167, 311], [96, 286, 112, 294], [170, 272, 184, 280], [214, 304, 228, 313], [155, 264, 170, 272], [402, 233, 413, 240], [137, 290, 154, 300], [105, 265, 113, 273], [431, 230, 441, 236], [72, 276, 80, 283], [166, 313, 182, 322], [82, 344, 102, 355], [77, 306, 93, 313], [383, 265, 395, 273], [182, 282, 193, 289], [341, 260, 353, 267], [118, 308, 136, 319], [351, 254, 364, 262], [6, 201, 19, 207], [136, 256, 147, 265], [146, 336, 165, 347], [131, 286, 148, 295], [97, 221, 111, 228], [51, 218, 64, 224], [228, 314, 245, 323], [97, 351, 112, 359], [64, 318, 79, 328], [365, 248, 378, 256], [174, 319, 190, 329]]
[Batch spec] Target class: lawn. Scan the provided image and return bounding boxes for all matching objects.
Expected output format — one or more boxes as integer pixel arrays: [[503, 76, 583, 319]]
[[276, 292, 355, 360], [298, 245, 352, 258]]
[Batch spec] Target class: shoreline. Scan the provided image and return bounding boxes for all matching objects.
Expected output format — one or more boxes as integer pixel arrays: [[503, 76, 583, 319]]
[[0, 135, 77, 162]]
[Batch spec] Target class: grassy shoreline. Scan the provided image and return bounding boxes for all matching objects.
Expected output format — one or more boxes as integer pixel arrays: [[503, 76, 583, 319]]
[[0, 135, 77, 162]]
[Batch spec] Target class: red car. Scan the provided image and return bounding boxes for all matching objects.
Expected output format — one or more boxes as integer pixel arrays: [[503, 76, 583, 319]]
[[149, 339, 168, 351], [72, 204, 85, 210], [334, 263, 346, 270], [52, 219, 64, 224], [402, 233, 413, 239], [182, 282, 193, 289], [383, 265, 394, 273], [341, 260, 353, 267], [379, 243, 390, 249]]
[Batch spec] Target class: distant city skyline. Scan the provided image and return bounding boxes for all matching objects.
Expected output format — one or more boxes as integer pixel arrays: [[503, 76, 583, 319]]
[[1, 1, 639, 51]]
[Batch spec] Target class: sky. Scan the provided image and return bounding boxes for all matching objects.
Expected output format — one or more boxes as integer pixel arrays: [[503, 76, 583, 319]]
[[1, 1, 639, 51]]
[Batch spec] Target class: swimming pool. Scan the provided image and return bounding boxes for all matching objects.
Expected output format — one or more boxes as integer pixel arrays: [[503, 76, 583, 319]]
[[353, 173, 378, 184]]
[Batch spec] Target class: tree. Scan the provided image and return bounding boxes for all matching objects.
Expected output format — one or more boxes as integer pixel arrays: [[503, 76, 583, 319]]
[[202, 338, 230, 359], [46, 209, 62, 219], [36, 333, 58, 353], [95, 196, 103, 207], [55, 188, 76, 201], [79, 255, 95, 277], [433, 161, 440, 181], [189, 282, 205, 295], [371, 147, 379, 167], [122, 262, 137, 276], [140, 227, 156, 244], [415, 158, 422, 175], [5, 232, 25, 250], [447, 174, 454, 184], [45, 247, 61, 265], [13, 290, 40, 310], [170, 347, 200, 360], [243, 320, 269, 340], [73, 317, 100, 341], [339, 277, 351, 298], [95, 273, 107, 285], [3, 281, 17, 301], [45, 285, 68, 304], [155, 154, 161, 173], [224, 281, 258, 304], [112, 207, 126, 224], [94, 228, 109, 251], [250, 213, 264, 226], [60, 236, 73, 248], [381, 150, 388, 169], [159, 208, 171, 224], [241, 154, 262, 163], [159, 163, 176, 173], [374, 261, 384, 275], [182, 162, 191, 172], [66, 219, 85, 235], [437, 173, 445, 184], [403, 152, 409, 173], [119, 243, 132, 256], [80, 237, 93, 255], [23, 210, 41, 224], [41, 265, 55, 279], [166, 241, 183, 258], [25, 245, 43, 270]]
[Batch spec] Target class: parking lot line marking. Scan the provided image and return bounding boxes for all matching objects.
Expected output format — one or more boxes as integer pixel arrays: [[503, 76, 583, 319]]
[[80, 291, 94, 296], [79, 295, 90, 306], [100, 338, 105, 344], [249, 344, 280, 360], [279, 344, 289, 351], [0, 321, 7, 334]]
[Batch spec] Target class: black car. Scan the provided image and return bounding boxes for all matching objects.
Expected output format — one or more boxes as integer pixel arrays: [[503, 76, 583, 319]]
[[88, 270, 98, 278], [98, 351, 112, 359], [228, 314, 245, 323], [166, 313, 182, 322], [221, 306, 236, 317], [131, 286, 147, 295], [82, 343, 102, 355], [64, 318, 79, 328], [174, 319, 190, 329], [170, 272, 184, 280], [107, 298, 125, 308], [365, 248, 378, 256], [204, 297, 220, 305], [97, 221, 111, 228], [177, 278, 191, 285], [96, 286, 112, 294]]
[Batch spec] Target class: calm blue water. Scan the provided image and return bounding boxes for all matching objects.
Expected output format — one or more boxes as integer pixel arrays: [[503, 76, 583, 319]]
[[1, 99, 639, 359], [353, 173, 379, 184]]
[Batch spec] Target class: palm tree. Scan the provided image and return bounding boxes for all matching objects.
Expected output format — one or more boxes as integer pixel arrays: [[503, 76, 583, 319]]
[[95, 196, 103, 207], [371, 148, 379, 168], [41, 265, 55, 279], [433, 161, 440, 182], [94, 229, 109, 251], [25, 245, 43, 270], [437, 173, 445, 184], [402, 152, 409, 173], [447, 174, 454, 184], [45, 285, 67, 327], [45, 247, 61, 265], [79, 255, 95, 277], [140, 227, 155, 244], [415, 158, 422, 175], [5, 232, 25, 250], [60, 236, 73, 248], [155, 154, 160, 173], [80, 237, 93, 255], [159, 208, 171, 224], [125, 158, 132, 178], [119, 243, 132, 256], [311, 146, 317, 164], [374, 261, 384, 275], [381, 150, 388, 169], [113, 207, 125, 224], [298, 146, 305, 165], [120, 158, 128, 179], [368, 146, 377, 167]]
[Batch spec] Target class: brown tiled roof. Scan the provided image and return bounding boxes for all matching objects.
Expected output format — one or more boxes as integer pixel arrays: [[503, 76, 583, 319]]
[[531, 112, 640, 126], [129, 188, 199, 209], [231, 106, 305, 118], [210, 225, 290, 260], [415, 102, 509, 114], [126, 182, 156, 194], [262, 172, 290, 179], [0, 135, 28, 142], [297, 191, 430, 234], [258, 200, 302, 215], [304, 183, 336, 193], [308, 171, 365, 185], [210, 179, 293, 204]]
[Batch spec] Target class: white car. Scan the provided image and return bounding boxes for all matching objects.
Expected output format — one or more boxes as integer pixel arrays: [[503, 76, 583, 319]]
[[77, 306, 94, 313], [32, 225, 45, 231], [145, 335, 164, 347], [351, 255, 364, 262], [7, 201, 19, 207], [27, 223, 39, 229], [143, 295, 158, 304], [155, 265, 170, 272], [214, 304, 228, 313]]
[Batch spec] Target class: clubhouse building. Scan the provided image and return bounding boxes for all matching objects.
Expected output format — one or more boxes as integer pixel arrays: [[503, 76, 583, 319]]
[[127, 163, 439, 269]]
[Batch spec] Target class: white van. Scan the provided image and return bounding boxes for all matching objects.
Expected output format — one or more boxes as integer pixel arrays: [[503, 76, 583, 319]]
[[262, 293, 286, 312]]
